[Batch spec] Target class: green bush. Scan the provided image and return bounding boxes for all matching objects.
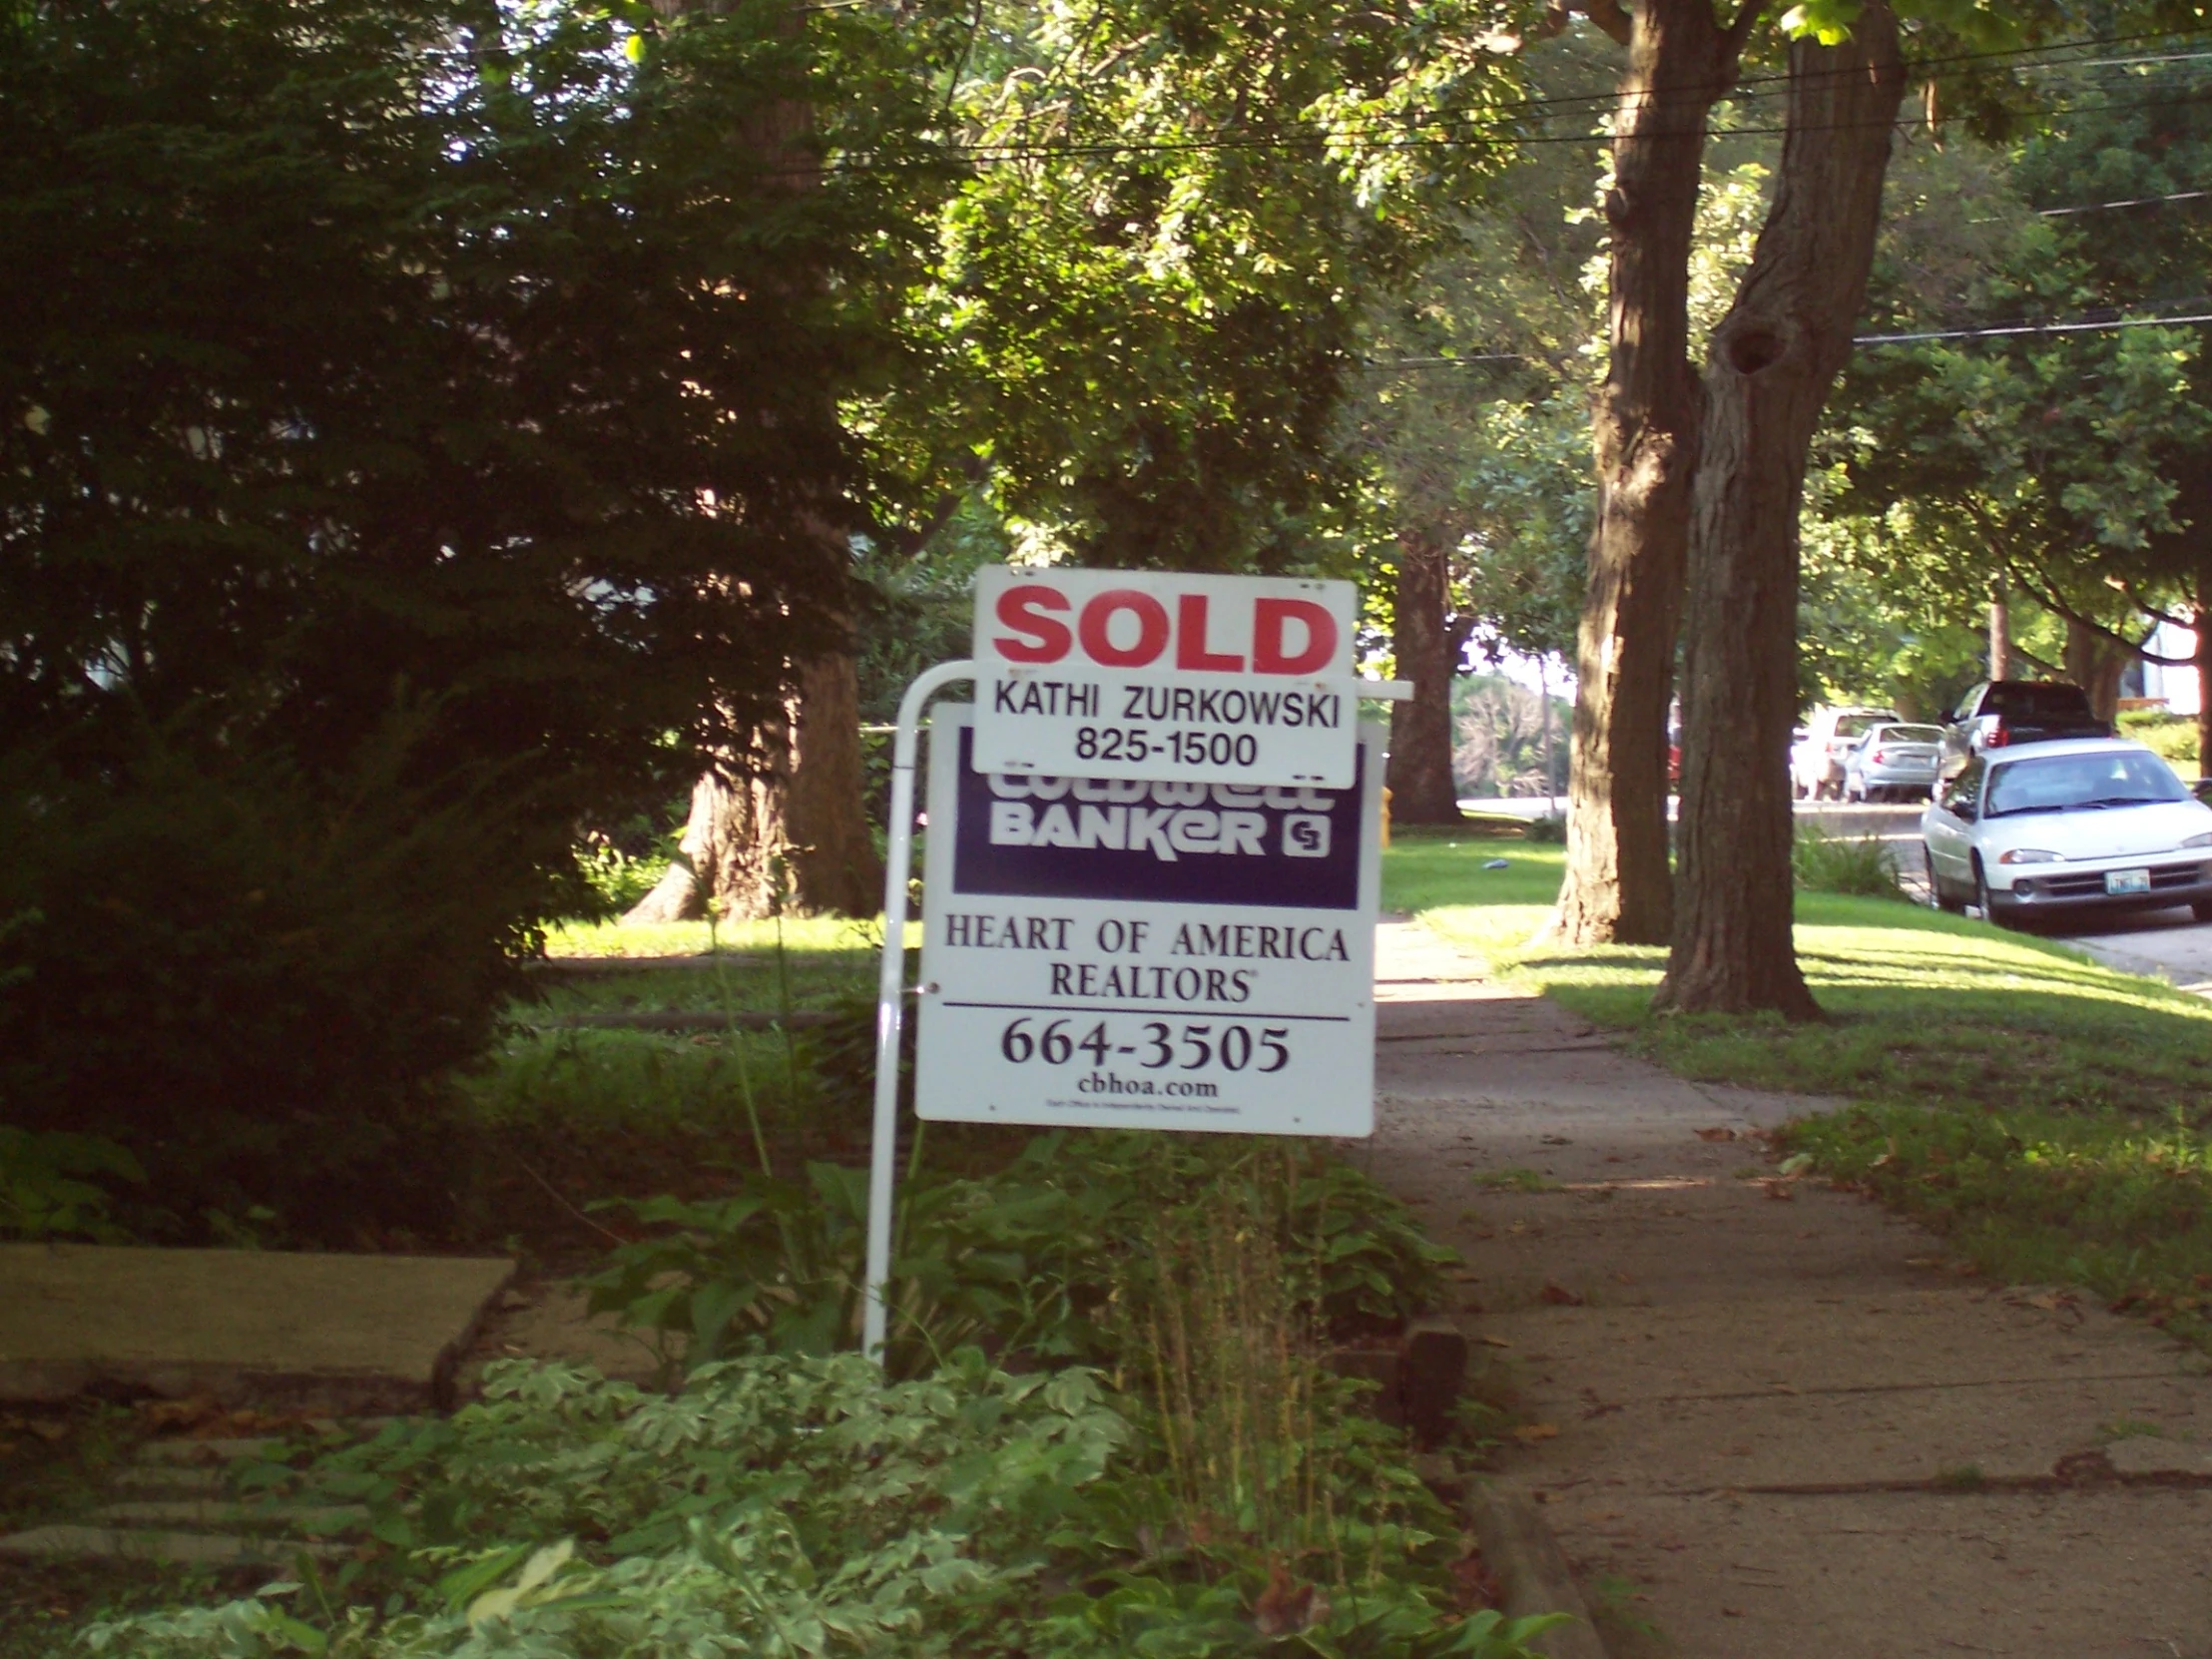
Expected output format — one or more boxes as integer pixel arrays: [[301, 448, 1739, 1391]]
[[0, 715, 542, 1240], [0, 1126, 144, 1241], [1793, 826, 1904, 898], [583, 1133, 1457, 1378], [1520, 812, 1567, 844], [2118, 710, 2199, 773], [87, 1355, 1563, 1659]]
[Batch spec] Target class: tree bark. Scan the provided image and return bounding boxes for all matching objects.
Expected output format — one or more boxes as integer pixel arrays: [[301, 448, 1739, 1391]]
[[1552, 0, 1751, 945], [2196, 562, 2212, 784], [1658, 3, 1905, 1019], [629, 0, 879, 923], [2062, 613, 2133, 727], [782, 649, 881, 912], [1988, 583, 2011, 681], [1388, 531, 1465, 824]]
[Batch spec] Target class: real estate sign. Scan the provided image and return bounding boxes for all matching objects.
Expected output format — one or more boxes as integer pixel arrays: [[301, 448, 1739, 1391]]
[[913, 705, 1380, 1137], [970, 567, 1361, 789]]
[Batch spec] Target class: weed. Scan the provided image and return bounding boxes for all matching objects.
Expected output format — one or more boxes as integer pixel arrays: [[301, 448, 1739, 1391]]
[[1470, 1168, 1556, 1193], [1933, 1462, 1985, 1491], [1587, 1572, 1667, 1654], [1792, 826, 1903, 898]]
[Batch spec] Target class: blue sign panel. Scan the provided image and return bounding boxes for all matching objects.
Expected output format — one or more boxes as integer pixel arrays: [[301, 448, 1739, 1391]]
[[947, 726, 1364, 911]]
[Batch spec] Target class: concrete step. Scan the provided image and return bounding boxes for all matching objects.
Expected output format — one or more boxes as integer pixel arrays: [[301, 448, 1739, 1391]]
[[0, 1524, 349, 1566], [106, 1464, 228, 1497], [133, 1436, 289, 1463], [88, 1499, 367, 1532]]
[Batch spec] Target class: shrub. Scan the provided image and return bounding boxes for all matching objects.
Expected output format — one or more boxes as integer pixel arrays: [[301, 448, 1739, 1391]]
[[1520, 812, 1567, 844], [0, 714, 541, 1240], [1793, 825, 1904, 898], [2119, 710, 2199, 773]]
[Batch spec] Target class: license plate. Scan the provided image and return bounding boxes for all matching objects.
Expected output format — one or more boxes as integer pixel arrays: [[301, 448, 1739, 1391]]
[[2106, 867, 2152, 895]]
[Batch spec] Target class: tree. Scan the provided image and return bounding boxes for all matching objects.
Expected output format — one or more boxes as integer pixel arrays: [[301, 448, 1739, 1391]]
[[0, 0, 926, 1226], [1550, 0, 1762, 947], [1658, 2, 1906, 1016]]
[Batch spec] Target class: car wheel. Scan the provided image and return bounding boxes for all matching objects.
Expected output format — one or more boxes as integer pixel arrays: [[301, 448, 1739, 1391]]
[[1929, 844, 1965, 912], [1973, 858, 2014, 929]]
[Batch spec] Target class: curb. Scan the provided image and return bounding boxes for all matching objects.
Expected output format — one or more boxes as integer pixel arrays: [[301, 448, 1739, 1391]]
[[1464, 1481, 1609, 1659]]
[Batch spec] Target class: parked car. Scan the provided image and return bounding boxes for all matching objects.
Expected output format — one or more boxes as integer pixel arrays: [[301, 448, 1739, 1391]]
[[1921, 737, 2212, 925], [1842, 722, 1943, 803], [1793, 706, 1902, 801], [1940, 680, 2110, 769]]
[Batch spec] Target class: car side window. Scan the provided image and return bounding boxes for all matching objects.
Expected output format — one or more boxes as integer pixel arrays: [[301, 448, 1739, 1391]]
[[1951, 685, 1985, 723], [1939, 758, 1984, 818]]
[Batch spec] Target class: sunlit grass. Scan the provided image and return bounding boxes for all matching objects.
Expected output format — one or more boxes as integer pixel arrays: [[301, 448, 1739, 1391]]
[[1381, 836, 2212, 1345], [545, 915, 903, 958]]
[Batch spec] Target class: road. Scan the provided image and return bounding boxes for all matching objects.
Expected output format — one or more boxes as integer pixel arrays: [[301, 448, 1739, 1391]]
[[1456, 795, 2212, 993]]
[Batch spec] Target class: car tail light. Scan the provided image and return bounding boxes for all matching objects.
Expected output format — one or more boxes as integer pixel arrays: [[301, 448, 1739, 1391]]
[[1872, 749, 1888, 764], [1985, 722, 2010, 748]]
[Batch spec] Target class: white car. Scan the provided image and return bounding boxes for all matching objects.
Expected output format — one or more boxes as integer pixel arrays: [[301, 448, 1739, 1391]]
[[1922, 738, 2212, 925], [1842, 722, 1944, 803], [1794, 706, 1902, 801]]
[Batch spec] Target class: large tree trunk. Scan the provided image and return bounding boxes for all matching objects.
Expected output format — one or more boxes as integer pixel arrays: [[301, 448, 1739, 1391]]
[[1552, 0, 1749, 945], [1658, 2, 1905, 1018], [627, 0, 879, 924], [1987, 582, 2012, 681], [783, 650, 881, 912], [623, 661, 880, 924], [1387, 531, 1464, 824], [2196, 562, 2212, 784], [2062, 614, 2133, 728]]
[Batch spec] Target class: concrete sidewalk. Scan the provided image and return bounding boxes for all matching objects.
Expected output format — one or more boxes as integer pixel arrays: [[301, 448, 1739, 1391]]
[[1369, 921, 2212, 1658]]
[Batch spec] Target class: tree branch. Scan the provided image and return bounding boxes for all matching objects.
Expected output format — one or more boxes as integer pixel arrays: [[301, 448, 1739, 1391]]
[[1721, 0, 1767, 57], [2000, 559, 2198, 668], [1538, 0, 1630, 46]]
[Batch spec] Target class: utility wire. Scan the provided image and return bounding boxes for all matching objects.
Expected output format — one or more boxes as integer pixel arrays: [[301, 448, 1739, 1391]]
[[2037, 187, 2211, 216], [1362, 304, 2212, 369], [932, 25, 2212, 165]]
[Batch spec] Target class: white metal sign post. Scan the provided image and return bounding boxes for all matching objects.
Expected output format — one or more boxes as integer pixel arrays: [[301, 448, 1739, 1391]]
[[914, 706, 1381, 1136], [972, 568, 1361, 788]]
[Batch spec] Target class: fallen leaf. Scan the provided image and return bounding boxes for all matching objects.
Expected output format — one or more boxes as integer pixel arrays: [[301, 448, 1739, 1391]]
[[1581, 1401, 1624, 1419], [1696, 1127, 1739, 1142], [1722, 1607, 1745, 1618], [24, 1419, 68, 1443], [1761, 1180, 1796, 1202], [1253, 1560, 1326, 1637], [1540, 1281, 1586, 1307], [1776, 1153, 1814, 1177], [1476, 1335, 1512, 1349], [1447, 1549, 1502, 1611], [1512, 1422, 1560, 1444]]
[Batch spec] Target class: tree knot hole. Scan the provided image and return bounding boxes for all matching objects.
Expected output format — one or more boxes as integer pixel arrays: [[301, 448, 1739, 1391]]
[[1726, 327, 1785, 376]]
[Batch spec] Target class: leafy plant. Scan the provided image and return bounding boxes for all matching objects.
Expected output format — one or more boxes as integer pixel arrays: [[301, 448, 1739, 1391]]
[[1520, 814, 1567, 845], [0, 1127, 143, 1241], [1792, 826, 1903, 898], [582, 1133, 1456, 1379]]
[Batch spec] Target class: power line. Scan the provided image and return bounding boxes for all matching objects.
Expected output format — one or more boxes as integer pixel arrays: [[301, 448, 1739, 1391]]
[[931, 25, 2212, 167], [2037, 187, 2211, 216], [940, 88, 2212, 165], [1856, 309, 2212, 343], [1362, 304, 2212, 369]]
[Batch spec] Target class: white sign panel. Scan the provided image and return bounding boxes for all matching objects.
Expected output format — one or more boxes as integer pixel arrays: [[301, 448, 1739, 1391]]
[[914, 706, 1380, 1137], [972, 567, 1361, 788]]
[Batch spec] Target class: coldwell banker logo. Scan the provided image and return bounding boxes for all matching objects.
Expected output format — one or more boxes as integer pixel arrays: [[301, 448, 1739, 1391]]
[[949, 728, 1360, 910]]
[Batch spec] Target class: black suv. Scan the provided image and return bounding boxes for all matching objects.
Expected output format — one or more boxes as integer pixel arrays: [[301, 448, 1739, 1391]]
[[1940, 681, 2111, 770]]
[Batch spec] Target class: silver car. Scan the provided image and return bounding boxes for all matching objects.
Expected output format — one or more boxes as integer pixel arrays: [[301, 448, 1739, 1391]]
[[1843, 723, 1943, 803]]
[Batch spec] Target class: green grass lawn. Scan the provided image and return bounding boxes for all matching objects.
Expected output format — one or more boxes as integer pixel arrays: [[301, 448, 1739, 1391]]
[[1383, 833, 2212, 1346]]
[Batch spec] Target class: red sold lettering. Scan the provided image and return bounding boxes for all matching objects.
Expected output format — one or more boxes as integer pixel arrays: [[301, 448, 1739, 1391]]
[[1078, 590, 1171, 668], [1252, 598, 1337, 675], [992, 584, 1072, 663], [1175, 594, 1244, 672]]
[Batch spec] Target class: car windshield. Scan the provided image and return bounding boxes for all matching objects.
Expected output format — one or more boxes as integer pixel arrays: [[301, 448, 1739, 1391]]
[[1831, 715, 1888, 740], [1983, 751, 2188, 818], [1983, 683, 2093, 719], [1870, 725, 1941, 745]]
